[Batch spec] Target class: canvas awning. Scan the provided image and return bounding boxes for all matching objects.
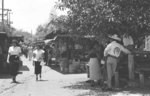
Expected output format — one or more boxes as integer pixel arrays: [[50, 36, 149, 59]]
[[44, 36, 57, 44]]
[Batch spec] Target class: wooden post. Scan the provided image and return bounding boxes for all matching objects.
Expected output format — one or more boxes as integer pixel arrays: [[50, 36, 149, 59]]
[[115, 72, 119, 87], [139, 73, 144, 87], [1, 0, 5, 32], [128, 54, 135, 80]]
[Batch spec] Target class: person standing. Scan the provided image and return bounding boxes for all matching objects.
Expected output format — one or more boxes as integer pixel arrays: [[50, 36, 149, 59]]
[[104, 34, 131, 90], [33, 45, 45, 81], [59, 51, 69, 73], [28, 45, 33, 61], [47, 47, 53, 66], [7, 40, 22, 83], [88, 42, 103, 86], [122, 33, 134, 48]]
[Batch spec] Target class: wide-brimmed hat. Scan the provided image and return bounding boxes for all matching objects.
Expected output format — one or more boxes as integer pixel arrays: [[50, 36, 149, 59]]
[[108, 34, 121, 41]]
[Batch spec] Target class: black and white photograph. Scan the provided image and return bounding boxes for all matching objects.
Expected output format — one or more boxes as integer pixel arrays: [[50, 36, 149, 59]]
[[0, 0, 150, 96]]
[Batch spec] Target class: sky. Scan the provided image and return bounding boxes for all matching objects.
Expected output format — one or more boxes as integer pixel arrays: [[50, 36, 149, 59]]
[[0, 0, 61, 34]]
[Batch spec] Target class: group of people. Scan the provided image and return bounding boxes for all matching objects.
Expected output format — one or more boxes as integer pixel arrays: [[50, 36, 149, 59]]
[[88, 34, 131, 91], [7, 34, 132, 89], [7, 40, 46, 83]]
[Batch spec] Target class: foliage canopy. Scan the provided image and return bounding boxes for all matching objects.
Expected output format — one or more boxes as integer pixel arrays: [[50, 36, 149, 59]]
[[57, 0, 150, 39]]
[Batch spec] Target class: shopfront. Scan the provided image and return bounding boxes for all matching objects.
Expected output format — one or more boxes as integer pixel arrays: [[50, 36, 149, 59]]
[[0, 32, 9, 73]]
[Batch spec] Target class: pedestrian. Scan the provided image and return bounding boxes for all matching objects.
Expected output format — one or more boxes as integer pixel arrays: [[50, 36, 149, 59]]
[[122, 33, 134, 50], [22, 44, 28, 58], [33, 44, 45, 81], [44, 45, 52, 66], [28, 45, 33, 61], [7, 39, 22, 83], [88, 41, 103, 86], [59, 51, 69, 73], [47, 47, 53, 66], [104, 34, 131, 91]]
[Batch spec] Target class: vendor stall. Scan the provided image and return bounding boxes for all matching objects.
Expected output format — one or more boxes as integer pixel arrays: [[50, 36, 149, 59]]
[[51, 35, 94, 73], [131, 50, 150, 86], [118, 47, 150, 87], [0, 32, 9, 73]]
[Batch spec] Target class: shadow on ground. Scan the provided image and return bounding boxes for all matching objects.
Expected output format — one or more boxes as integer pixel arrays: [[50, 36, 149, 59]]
[[0, 74, 12, 79], [49, 64, 86, 75], [37, 80, 49, 82], [19, 65, 30, 71], [49, 64, 60, 72], [63, 81, 150, 96]]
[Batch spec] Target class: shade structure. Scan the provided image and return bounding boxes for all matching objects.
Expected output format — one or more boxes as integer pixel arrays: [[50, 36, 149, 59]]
[[44, 39, 54, 44], [44, 36, 57, 44]]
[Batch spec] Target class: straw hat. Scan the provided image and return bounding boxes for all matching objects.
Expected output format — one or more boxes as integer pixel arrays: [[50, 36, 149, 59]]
[[109, 34, 121, 41]]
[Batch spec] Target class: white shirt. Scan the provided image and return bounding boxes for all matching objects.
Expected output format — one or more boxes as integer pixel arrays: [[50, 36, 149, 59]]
[[8, 46, 21, 56], [33, 49, 45, 61], [104, 41, 130, 57], [123, 35, 134, 46], [75, 44, 82, 49]]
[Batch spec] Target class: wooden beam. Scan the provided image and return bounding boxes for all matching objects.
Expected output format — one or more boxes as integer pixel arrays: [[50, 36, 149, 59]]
[[128, 54, 135, 80], [115, 72, 119, 87], [139, 73, 144, 87]]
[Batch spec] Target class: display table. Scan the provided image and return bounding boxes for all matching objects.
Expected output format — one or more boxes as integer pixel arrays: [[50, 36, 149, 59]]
[[129, 50, 150, 86]]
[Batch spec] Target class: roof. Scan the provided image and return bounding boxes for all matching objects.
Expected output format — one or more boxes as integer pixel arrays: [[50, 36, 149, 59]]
[[0, 32, 6, 34], [0, 32, 7, 37]]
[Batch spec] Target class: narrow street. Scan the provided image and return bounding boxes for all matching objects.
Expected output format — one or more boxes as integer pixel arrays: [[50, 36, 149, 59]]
[[0, 56, 93, 96], [0, 56, 150, 96]]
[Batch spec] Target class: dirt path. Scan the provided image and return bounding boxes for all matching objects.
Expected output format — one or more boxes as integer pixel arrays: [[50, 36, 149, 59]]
[[0, 56, 150, 96]]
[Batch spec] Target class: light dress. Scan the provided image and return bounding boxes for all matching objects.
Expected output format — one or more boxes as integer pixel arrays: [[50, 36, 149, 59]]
[[89, 57, 102, 80]]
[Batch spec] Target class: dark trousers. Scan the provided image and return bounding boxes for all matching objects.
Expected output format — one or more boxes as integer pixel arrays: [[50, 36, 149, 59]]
[[9, 55, 20, 76], [34, 61, 42, 75]]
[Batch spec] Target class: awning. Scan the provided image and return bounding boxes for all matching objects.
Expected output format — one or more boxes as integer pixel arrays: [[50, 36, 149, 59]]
[[44, 36, 57, 44]]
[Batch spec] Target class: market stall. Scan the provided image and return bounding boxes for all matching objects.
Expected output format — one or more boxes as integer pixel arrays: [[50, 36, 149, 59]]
[[117, 36, 150, 87], [131, 50, 150, 86], [0, 32, 9, 73], [52, 35, 94, 73]]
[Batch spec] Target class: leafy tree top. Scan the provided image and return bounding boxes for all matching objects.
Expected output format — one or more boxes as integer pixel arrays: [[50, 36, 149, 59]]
[[57, 0, 150, 39]]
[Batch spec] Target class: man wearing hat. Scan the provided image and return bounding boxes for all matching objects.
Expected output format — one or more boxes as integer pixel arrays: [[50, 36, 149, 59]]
[[104, 34, 131, 90]]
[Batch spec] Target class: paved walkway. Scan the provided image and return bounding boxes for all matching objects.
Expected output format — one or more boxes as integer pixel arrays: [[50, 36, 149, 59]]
[[0, 56, 150, 96]]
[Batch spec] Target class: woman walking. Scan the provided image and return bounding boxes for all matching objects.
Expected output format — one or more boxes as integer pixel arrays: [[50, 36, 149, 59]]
[[8, 40, 22, 83], [33, 44, 45, 81]]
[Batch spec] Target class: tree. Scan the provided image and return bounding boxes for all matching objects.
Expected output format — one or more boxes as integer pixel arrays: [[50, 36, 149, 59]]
[[57, 0, 150, 40], [35, 14, 70, 40], [11, 29, 33, 44], [106, 0, 150, 37], [50, 15, 70, 32], [57, 0, 113, 35], [35, 7, 59, 40]]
